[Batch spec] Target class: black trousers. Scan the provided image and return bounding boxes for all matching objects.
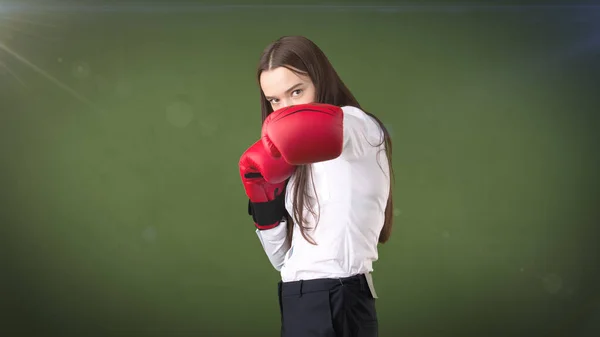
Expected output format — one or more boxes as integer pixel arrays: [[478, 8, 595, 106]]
[[278, 274, 378, 337]]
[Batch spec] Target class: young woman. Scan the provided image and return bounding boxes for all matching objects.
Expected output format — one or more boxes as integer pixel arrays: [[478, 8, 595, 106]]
[[239, 35, 393, 337]]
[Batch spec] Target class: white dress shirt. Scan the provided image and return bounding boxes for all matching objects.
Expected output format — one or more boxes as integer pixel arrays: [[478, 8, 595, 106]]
[[256, 106, 391, 283]]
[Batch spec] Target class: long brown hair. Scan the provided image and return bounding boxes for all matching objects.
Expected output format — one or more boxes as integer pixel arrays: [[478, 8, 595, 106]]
[[257, 36, 394, 245]]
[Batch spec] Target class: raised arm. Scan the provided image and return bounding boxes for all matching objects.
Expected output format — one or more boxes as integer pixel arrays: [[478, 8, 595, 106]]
[[239, 139, 295, 270]]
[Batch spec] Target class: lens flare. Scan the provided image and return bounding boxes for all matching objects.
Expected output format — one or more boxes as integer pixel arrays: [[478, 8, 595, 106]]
[[0, 8, 99, 111]]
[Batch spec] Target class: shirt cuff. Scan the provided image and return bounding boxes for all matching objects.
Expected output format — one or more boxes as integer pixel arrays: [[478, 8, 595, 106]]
[[255, 219, 287, 242], [255, 219, 289, 271]]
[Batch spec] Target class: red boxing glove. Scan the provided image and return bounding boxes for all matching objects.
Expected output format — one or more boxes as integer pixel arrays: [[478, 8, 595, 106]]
[[261, 103, 344, 165], [239, 140, 296, 230]]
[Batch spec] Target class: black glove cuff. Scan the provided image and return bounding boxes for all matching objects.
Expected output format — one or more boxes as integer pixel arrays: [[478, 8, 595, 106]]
[[248, 192, 286, 228]]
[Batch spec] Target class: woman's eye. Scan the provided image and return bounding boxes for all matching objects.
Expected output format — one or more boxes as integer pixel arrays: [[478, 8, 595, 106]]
[[291, 89, 303, 97]]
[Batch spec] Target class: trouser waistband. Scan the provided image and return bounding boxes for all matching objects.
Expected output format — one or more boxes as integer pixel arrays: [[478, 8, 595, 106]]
[[279, 274, 367, 297]]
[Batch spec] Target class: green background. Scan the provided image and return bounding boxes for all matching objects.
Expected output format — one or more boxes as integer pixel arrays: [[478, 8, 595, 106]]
[[1, 2, 599, 336]]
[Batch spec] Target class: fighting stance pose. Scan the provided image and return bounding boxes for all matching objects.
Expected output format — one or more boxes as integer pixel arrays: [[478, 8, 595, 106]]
[[239, 35, 394, 337]]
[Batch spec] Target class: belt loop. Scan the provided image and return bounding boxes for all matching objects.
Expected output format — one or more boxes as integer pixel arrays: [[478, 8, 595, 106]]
[[299, 280, 303, 297], [360, 274, 366, 291]]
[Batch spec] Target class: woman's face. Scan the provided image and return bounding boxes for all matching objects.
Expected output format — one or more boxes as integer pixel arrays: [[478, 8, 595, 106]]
[[260, 66, 316, 110]]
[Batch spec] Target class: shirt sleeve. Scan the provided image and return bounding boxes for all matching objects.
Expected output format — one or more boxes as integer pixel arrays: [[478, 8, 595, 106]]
[[255, 220, 290, 271], [340, 106, 384, 160]]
